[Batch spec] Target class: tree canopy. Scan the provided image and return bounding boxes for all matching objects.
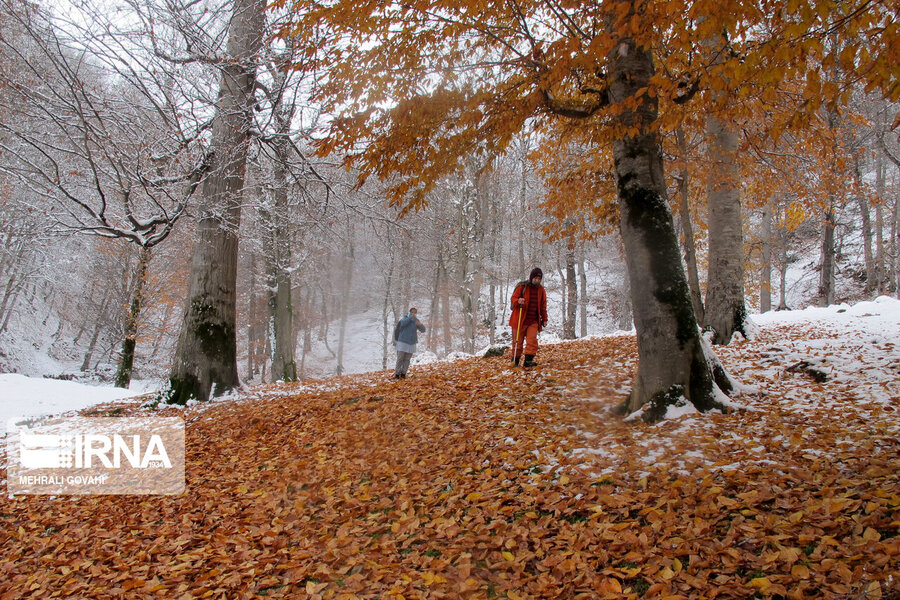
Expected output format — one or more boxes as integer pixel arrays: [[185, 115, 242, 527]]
[[281, 0, 899, 216]]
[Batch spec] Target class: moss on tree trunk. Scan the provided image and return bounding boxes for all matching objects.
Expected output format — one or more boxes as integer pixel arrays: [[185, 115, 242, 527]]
[[163, 0, 264, 405], [607, 18, 735, 422]]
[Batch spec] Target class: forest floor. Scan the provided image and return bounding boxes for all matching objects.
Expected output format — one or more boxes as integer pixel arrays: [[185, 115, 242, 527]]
[[1, 301, 899, 599]]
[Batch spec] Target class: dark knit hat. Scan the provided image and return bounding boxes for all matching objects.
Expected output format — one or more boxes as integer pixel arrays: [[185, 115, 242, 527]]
[[529, 267, 543, 280]]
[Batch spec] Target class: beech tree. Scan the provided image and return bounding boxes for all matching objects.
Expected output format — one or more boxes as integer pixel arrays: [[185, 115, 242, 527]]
[[166, 0, 266, 403], [283, 0, 898, 419], [283, 0, 731, 419]]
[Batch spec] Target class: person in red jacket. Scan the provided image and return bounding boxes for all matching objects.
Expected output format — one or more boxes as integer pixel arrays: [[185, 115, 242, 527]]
[[509, 267, 548, 367]]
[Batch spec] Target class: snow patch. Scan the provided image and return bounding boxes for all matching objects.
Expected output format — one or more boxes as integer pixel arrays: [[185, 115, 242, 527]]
[[0, 374, 156, 425], [663, 398, 697, 421]]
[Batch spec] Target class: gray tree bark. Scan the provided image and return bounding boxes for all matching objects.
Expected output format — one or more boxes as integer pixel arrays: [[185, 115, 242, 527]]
[[440, 253, 452, 354], [564, 234, 577, 339], [455, 181, 481, 353], [166, 0, 265, 404], [114, 246, 151, 388], [80, 321, 102, 373], [487, 181, 501, 344], [383, 247, 397, 369], [0, 241, 27, 334], [760, 200, 773, 313], [578, 248, 588, 337], [892, 169, 899, 295], [264, 89, 298, 383], [518, 139, 528, 277], [875, 149, 886, 292], [818, 204, 837, 306], [556, 255, 567, 334], [853, 156, 876, 294], [778, 259, 790, 311], [247, 252, 261, 379], [299, 288, 312, 379], [704, 115, 746, 344], [675, 124, 705, 325], [335, 226, 354, 375], [776, 205, 790, 311], [427, 251, 440, 352], [879, 137, 900, 294], [399, 233, 411, 313], [81, 293, 112, 372], [607, 27, 732, 421]]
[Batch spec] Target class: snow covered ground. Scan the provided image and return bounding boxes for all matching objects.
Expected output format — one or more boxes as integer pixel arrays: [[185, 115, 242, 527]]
[[567, 295, 900, 479], [0, 375, 155, 425]]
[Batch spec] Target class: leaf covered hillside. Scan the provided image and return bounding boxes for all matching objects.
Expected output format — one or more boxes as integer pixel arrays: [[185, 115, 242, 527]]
[[2, 300, 899, 599]]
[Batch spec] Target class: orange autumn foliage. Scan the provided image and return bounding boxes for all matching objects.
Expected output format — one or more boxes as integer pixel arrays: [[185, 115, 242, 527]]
[[277, 0, 897, 227]]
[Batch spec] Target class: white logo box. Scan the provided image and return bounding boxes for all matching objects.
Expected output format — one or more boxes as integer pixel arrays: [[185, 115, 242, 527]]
[[7, 416, 185, 495]]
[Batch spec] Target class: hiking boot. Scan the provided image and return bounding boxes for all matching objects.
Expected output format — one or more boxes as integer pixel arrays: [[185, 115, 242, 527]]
[[523, 355, 537, 367], [514, 356, 521, 367]]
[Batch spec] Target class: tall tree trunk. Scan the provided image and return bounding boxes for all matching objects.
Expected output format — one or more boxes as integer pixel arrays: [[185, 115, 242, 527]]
[[72, 320, 88, 346], [778, 260, 789, 310], [776, 210, 790, 311], [440, 254, 451, 355], [704, 114, 746, 344], [72, 281, 98, 346], [880, 140, 900, 293], [115, 246, 151, 388], [399, 233, 411, 312], [0, 270, 29, 336], [675, 124, 705, 325], [81, 322, 102, 373], [760, 200, 773, 313], [336, 228, 354, 375], [859, 197, 875, 294], [891, 170, 900, 298], [81, 295, 111, 372], [166, 0, 265, 404], [556, 253, 567, 334], [488, 279, 497, 344], [0, 271, 20, 335], [247, 252, 259, 379], [819, 204, 836, 306], [456, 193, 478, 353], [473, 168, 487, 333], [300, 288, 312, 379], [269, 266, 295, 381], [578, 248, 588, 337], [518, 140, 528, 277], [383, 248, 396, 369], [607, 22, 732, 421], [426, 252, 439, 352], [487, 193, 500, 345], [614, 238, 633, 330], [875, 149, 886, 293], [853, 157, 875, 294], [0, 241, 27, 332], [266, 125, 297, 382], [564, 234, 577, 339]]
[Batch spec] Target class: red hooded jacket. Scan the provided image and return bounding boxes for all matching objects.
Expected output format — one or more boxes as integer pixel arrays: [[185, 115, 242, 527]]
[[509, 282, 548, 332]]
